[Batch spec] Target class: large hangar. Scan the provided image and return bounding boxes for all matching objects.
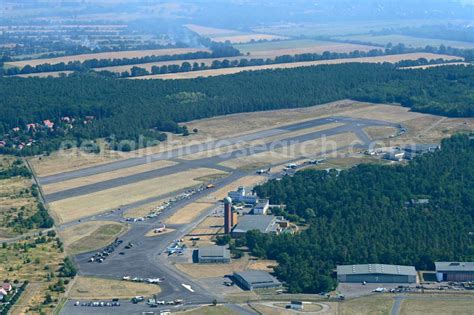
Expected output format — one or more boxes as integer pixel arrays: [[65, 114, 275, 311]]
[[435, 262, 474, 282], [337, 264, 417, 283]]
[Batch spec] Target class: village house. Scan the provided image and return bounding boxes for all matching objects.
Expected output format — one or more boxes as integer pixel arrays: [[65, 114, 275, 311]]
[[26, 123, 36, 131], [2, 282, 12, 292], [43, 120, 54, 129], [0, 288, 7, 301]]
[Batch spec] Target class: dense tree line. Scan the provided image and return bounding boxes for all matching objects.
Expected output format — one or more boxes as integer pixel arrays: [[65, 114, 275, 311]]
[[248, 134, 474, 293], [2, 43, 240, 76], [0, 63, 473, 155], [96, 51, 458, 79]]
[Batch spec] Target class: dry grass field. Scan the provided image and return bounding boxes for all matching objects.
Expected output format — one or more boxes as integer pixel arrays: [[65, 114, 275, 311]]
[[399, 296, 474, 315], [49, 168, 227, 223], [338, 295, 394, 315], [0, 176, 38, 238], [0, 238, 67, 314], [59, 221, 128, 255], [68, 276, 161, 300], [364, 126, 400, 140], [5, 48, 210, 68], [122, 198, 168, 218], [133, 53, 459, 79], [165, 200, 216, 225], [41, 159, 177, 195], [176, 305, 240, 315], [247, 260, 278, 273], [29, 146, 124, 177]]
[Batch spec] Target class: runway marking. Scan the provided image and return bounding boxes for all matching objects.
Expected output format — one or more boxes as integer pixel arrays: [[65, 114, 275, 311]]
[[182, 284, 194, 292]]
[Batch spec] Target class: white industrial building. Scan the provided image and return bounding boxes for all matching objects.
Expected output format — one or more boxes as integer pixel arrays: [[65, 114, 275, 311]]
[[253, 199, 269, 215], [228, 186, 258, 205]]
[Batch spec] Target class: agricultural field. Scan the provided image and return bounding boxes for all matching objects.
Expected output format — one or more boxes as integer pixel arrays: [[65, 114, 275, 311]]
[[334, 34, 474, 49], [48, 168, 228, 223], [252, 19, 467, 37], [59, 221, 128, 255], [5, 48, 210, 68], [68, 276, 160, 300], [234, 39, 378, 57], [133, 52, 460, 79], [185, 24, 286, 43]]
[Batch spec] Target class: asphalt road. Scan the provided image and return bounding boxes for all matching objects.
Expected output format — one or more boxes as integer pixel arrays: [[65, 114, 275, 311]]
[[43, 116, 396, 203]]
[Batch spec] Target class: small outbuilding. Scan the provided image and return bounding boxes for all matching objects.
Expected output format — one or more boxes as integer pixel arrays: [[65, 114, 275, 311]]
[[253, 199, 269, 215], [233, 270, 281, 290], [337, 264, 417, 283], [197, 245, 230, 264]]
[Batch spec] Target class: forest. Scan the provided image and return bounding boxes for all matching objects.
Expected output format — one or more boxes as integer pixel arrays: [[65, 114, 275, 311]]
[[0, 63, 473, 155], [248, 134, 474, 293]]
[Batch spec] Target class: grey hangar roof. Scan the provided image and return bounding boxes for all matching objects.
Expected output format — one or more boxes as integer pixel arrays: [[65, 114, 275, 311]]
[[234, 270, 281, 286], [232, 215, 276, 234], [198, 246, 230, 259], [337, 264, 417, 276], [435, 262, 474, 272]]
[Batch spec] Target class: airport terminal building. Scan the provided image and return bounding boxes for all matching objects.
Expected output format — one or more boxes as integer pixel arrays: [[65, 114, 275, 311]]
[[337, 264, 417, 283]]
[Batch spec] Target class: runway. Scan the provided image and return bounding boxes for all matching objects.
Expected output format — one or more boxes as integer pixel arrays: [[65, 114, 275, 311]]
[[42, 116, 396, 203]]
